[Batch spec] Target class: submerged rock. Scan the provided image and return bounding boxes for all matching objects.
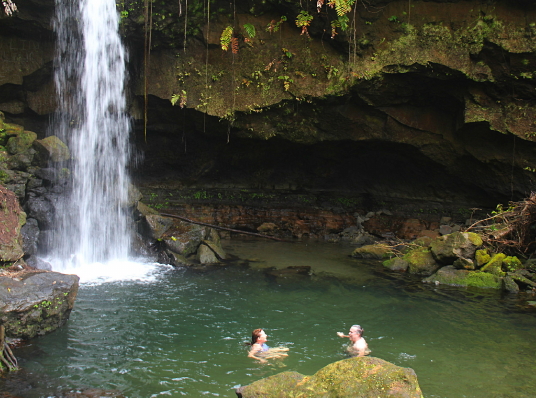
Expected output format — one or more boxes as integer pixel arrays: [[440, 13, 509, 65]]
[[236, 356, 423, 398]]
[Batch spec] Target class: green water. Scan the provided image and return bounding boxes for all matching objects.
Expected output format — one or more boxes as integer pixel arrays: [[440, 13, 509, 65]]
[[8, 239, 536, 397]]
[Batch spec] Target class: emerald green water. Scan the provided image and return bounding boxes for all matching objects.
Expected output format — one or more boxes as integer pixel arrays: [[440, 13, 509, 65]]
[[8, 239, 536, 397]]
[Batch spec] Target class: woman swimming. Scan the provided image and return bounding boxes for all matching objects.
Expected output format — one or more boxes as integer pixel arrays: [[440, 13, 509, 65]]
[[248, 328, 289, 363]]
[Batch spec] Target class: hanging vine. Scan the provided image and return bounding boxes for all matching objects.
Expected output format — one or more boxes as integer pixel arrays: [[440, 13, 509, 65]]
[[143, 0, 153, 143]]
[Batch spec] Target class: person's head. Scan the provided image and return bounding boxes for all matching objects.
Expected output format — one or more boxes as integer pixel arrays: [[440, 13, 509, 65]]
[[349, 325, 363, 341], [251, 328, 267, 345]]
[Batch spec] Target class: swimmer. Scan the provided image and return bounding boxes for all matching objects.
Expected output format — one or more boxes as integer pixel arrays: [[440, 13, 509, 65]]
[[247, 328, 289, 363], [337, 324, 371, 357]]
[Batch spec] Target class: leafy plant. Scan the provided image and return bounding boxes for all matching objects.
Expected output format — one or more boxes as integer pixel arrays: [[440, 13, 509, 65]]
[[170, 90, 187, 108], [266, 16, 287, 33], [220, 26, 233, 51], [295, 11, 313, 36], [243, 23, 256, 39]]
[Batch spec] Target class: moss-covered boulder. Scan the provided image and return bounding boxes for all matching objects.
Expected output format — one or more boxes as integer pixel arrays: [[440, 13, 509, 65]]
[[383, 257, 409, 272], [33, 135, 70, 165], [352, 243, 394, 260], [236, 356, 423, 398], [502, 256, 523, 272], [423, 266, 502, 289], [475, 249, 491, 267], [403, 248, 440, 276], [430, 232, 483, 265], [5, 130, 37, 155], [480, 253, 506, 275]]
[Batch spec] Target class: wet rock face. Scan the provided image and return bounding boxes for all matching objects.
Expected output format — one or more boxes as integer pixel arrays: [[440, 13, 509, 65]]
[[0, 271, 79, 339], [2, 0, 536, 229], [0, 186, 25, 262]]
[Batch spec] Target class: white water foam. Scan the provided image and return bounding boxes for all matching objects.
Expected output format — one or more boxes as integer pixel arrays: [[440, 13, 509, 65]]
[[51, 259, 172, 285]]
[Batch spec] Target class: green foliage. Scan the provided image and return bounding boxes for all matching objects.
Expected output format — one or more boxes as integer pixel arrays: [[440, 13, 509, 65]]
[[266, 16, 287, 33], [220, 26, 233, 51], [332, 0, 354, 17], [170, 90, 187, 108], [243, 23, 256, 39], [388, 15, 399, 23], [295, 11, 313, 35]]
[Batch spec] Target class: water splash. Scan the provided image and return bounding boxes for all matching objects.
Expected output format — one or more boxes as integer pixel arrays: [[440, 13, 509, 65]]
[[50, 0, 133, 272]]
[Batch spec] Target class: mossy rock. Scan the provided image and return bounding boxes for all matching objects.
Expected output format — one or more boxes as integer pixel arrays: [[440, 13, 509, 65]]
[[351, 243, 394, 259], [237, 357, 424, 398], [502, 256, 523, 272], [6, 130, 37, 155], [33, 135, 70, 164], [423, 266, 502, 289], [453, 257, 475, 270], [403, 248, 440, 276], [383, 257, 409, 272], [502, 275, 520, 293], [430, 232, 483, 265], [475, 249, 491, 267], [480, 253, 506, 274]]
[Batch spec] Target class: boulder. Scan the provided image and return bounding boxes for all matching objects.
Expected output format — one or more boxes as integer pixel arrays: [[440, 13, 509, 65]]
[[197, 243, 219, 264], [162, 221, 206, 256], [145, 214, 173, 240], [351, 243, 394, 259], [20, 217, 40, 256], [423, 266, 502, 289], [25, 195, 55, 230], [0, 271, 79, 339], [33, 136, 70, 165], [6, 148, 36, 171], [383, 257, 409, 272], [404, 248, 440, 276], [6, 131, 37, 155], [236, 356, 423, 398], [430, 232, 483, 265]]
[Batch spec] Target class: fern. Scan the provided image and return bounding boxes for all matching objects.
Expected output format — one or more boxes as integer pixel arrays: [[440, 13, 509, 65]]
[[220, 26, 233, 51], [243, 23, 256, 39]]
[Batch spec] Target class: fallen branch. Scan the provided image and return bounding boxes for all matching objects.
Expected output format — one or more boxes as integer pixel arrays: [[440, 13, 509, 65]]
[[159, 213, 291, 242]]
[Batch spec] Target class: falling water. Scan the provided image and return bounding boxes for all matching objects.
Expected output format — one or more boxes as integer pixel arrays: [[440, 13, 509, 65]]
[[51, 0, 132, 268]]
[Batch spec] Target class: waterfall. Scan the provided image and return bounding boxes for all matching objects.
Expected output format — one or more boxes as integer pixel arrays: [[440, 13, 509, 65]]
[[51, 0, 132, 268]]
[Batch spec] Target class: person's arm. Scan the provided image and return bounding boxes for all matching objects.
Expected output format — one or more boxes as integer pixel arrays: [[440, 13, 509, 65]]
[[337, 332, 349, 338], [248, 344, 268, 363]]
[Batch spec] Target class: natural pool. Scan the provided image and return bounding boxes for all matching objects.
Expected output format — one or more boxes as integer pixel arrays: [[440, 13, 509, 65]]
[[4, 239, 536, 397]]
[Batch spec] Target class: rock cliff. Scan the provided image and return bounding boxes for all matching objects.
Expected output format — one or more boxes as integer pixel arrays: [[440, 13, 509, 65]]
[[1, 0, 536, 236]]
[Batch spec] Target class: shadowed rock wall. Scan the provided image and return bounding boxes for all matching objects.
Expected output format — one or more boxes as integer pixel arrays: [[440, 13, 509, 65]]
[[1, 0, 536, 234]]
